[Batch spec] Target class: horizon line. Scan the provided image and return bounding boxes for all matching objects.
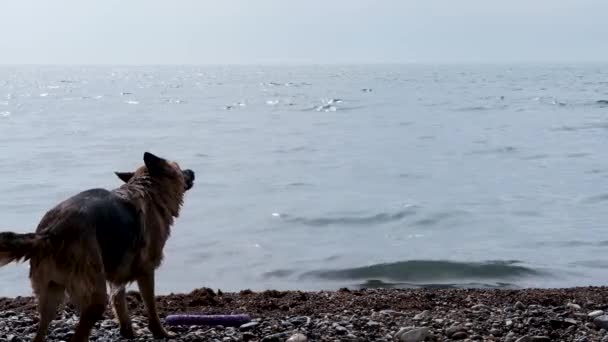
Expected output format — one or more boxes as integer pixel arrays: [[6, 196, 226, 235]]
[[0, 60, 607, 67]]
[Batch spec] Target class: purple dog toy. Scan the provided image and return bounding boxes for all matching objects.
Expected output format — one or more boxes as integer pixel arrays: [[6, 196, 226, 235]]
[[165, 314, 252, 327]]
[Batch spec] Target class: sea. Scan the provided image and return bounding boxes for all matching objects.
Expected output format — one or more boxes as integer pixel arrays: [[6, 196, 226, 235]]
[[0, 64, 607, 297]]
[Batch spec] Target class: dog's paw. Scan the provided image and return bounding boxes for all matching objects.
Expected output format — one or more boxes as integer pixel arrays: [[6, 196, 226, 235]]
[[151, 328, 176, 339], [119, 326, 137, 339]]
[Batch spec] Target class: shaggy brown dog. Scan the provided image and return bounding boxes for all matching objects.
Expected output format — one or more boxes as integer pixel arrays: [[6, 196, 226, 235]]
[[0, 152, 195, 342]]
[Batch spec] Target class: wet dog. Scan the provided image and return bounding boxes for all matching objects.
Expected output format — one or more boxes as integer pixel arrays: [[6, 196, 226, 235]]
[[0, 152, 195, 342]]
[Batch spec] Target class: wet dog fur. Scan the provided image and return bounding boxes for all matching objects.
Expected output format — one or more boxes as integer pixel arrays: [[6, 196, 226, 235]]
[[0, 152, 195, 342]]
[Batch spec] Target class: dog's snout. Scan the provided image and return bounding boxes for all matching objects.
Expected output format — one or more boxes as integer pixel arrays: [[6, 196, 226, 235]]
[[183, 169, 195, 190], [184, 169, 195, 181]]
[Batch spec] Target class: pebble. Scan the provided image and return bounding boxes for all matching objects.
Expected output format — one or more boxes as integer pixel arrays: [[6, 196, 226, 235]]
[[239, 322, 259, 331], [261, 331, 293, 342], [413, 310, 431, 321], [514, 301, 526, 310], [471, 304, 489, 310], [366, 320, 381, 327], [286, 333, 308, 342], [594, 315, 608, 330], [589, 310, 604, 318], [515, 337, 551, 342], [334, 325, 348, 335], [379, 309, 407, 316], [451, 331, 468, 339], [567, 303, 582, 311], [397, 327, 429, 342], [446, 325, 466, 337]]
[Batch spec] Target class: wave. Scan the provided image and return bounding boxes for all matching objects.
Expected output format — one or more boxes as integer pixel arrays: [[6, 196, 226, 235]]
[[552, 123, 608, 132], [582, 193, 608, 204], [411, 211, 469, 227], [535, 240, 608, 247], [521, 154, 550, 160], [354, 279, 519, 290], [455, 105, 492, 112], [277, 207, 417, 227], [467, 146, 518, 155], [596, 100, 608, 107], [571, 260, 608, 269], [301, 260, 542, 282]]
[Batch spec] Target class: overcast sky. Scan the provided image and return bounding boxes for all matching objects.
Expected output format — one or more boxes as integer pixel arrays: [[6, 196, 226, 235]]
[[1, 0, 607, 65]]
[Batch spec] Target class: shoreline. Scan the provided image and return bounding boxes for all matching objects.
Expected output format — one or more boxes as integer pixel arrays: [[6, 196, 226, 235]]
[[2, 286, 608, 341]]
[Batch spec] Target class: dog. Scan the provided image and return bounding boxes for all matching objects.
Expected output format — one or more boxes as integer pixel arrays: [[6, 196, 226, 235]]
[[0, 152, 195, 342]]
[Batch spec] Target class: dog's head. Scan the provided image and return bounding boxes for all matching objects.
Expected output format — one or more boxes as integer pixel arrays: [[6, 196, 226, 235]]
[[115, 152, 195, 192]]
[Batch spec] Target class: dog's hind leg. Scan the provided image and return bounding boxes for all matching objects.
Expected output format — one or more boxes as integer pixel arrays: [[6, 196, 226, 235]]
[[70, 276, 107, 342], [110, 285, 134, 338], [137, 272, 174, 339], [33, 282, 65, 342]]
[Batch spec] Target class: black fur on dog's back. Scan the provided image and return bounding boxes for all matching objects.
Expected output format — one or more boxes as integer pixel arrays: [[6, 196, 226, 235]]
[[33, 188, 145, 279]]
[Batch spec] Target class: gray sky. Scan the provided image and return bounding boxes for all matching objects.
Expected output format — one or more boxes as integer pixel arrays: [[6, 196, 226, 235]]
[[1, 0, 607, 65]]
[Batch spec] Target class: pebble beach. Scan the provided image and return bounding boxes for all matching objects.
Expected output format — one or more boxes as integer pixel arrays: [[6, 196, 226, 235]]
[[2, 287, 608, 341]]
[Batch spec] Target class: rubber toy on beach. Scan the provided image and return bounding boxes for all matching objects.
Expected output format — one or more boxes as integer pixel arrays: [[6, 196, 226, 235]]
[[165, 314, 252, 326]]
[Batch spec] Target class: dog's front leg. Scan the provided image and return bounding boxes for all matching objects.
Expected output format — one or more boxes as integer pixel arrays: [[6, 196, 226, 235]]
[[137, 272, 174, 339]]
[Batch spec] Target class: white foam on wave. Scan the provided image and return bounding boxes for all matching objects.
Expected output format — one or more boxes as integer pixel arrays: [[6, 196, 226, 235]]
[[126, 100, 139, 105], [1, 111, 11, 117], [316, 104, 337, 112]]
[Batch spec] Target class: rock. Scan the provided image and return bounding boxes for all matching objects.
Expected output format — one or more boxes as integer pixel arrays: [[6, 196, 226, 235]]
[[471, 304, 489, 310], [334, 325, 348, 335], [239, 322, 259, 331], [366, 320, 381, 327], [516, 337, 552, 342], [6, 335, 16, 342], [451, 331, 468, 340], [413, 310, 431, 321], [589, 310, 604, 319], [567, 303, 582, 311], [515, 301, 526, 310], [549, 318, 578, 329], [490, 328, 502, 336], [446, 325, 466, 337], [594, 315, 608, 330], [471, 335, 483, 341], [397, 327, 429, 342], [261, 331, 293, 342], [286, 333, 308, 342], [380, 309, 407, 316]]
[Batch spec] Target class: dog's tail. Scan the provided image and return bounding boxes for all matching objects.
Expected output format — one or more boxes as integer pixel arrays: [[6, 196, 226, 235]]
[[0, 232, 47, 266]]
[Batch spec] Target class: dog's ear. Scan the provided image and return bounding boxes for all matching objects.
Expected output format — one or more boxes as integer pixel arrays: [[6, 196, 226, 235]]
[[143, 152, 167, 175], [115, 172, 134, 183]]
